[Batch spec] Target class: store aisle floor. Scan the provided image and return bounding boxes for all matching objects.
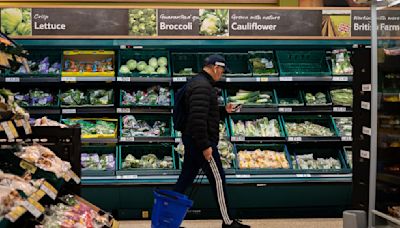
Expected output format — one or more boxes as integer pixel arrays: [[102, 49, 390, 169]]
[[119, 218, 342, 228]]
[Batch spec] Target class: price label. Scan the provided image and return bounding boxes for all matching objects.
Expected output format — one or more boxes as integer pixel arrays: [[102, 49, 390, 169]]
[[361, 101, 370, 110], [62, 109, 76, 114], [333, 107, 347, 112], [341, 136, 353, 141], [279, 107, 292, 113], [280, 77, 293, 81], [332, 76, 348, 81], [117, 77, 131, 82], [22, 119, 32, 135], [288, 137, 302, 142], [29, 190, 46, 202], [117, 108, 130, 113], [235, 174, 251, 178], [1, 121, 16, 140], [121, 137, 135, 142], [362, 84, 372, 92], [133, 46, 143, 49], [231, 136, 245, 142], [40, 181, 57, 200], [173, 77, 187, 82], [296, 174, 312, 178], [22, 199, 44, 218], [260, 77, 269, 82], [20, 160, 37, 174], [5, 77, 20, 83], [362, 126, 371, 136], [5, 206, 26, 222], [118, 175, 138, 179], [175, 138, 182, 143], [62, 77, 77, 82], [360, 150, 370, 159]]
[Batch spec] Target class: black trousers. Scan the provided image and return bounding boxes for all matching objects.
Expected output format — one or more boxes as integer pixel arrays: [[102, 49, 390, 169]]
[[174, 135, 233, 225]]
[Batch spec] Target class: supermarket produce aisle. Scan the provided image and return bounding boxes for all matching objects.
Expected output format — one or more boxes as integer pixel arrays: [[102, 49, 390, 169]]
[[120, 218, 342, 228]]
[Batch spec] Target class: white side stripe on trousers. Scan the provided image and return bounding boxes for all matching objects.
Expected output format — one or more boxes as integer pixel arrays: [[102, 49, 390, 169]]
[[209, 157, 232, 225]]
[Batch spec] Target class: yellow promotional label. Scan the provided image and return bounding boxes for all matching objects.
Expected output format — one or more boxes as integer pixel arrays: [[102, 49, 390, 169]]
[[5, 206, 26, 222], [19, 160, 37, 174], [40, 181, 58, 200], [29, 190, 46, 202]]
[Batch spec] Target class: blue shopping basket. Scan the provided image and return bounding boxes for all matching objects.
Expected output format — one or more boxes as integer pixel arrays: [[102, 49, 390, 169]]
[[151, 189, 193, 228]]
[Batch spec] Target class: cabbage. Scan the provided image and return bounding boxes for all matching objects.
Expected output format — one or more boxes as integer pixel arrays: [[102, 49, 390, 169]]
[[157, 57, 168, 67], [137, 61, 147, 71], [148, 57, 158, 68], [144, 65, 156, 74], [1, 8, 23, 34], [157, 66, 168, 74], [126, 59, 137, 71], [119, 65, 130, 74]]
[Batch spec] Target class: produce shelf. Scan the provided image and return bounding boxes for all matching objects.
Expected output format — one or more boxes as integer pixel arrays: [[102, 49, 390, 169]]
[[232, 106, 352, 114], [61, 76, 115, 82], [0, 76, 60, 83], [117, 76, 171, 83], [61, 107, 116, 115], [24, 107, 61, 115], [119, 136, 175, 143], [81, 138, 118, 144], [116, 107, 172, 114]]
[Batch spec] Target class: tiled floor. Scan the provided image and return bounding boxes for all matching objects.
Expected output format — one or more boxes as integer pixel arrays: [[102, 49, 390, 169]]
[[119, 218, 342, 228]]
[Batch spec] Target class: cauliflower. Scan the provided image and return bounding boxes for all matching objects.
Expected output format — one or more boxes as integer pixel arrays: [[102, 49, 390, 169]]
[[200, 14, 220, 36]]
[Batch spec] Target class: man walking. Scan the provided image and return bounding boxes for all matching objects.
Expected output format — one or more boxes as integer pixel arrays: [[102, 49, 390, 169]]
[[174, 54, 250, 228]]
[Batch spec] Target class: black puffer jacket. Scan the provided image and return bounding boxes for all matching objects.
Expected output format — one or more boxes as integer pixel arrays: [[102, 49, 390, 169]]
[[183, 71, 220, 152]]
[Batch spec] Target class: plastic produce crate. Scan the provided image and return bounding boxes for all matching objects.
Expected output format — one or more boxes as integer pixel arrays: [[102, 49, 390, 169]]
[[171, 52, 200, 77], [61, 118, 118, 139], [276, 50, 331, 76], [118, 50, 171, 77], [119, 114, 173, 141], [301, 89, 332, 106], [117, 144, 178, 175], [223, 53, 251, 76], [229, 114, 285, 141], [81, 146, 117, 177], [62, 50, 115, 77], [119, 88, 173, 107], [7, 49, 62, 77], [248, 51, 279, 77], [276, 89, 305, 106], [234, 144, 293, 174], [281, 115, 338, 139], [288, 146, 350, 173], [225, 88, 278, 107]]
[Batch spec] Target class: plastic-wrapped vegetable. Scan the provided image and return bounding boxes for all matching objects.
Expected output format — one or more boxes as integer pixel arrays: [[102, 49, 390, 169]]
[[14, 89, 55, 107], [238, 149, 290, 169], [229, 90, 274, 106], [249, 57, 276, 75], [60, 89, 87, 106], [331, 49, 354, 76], [121, 86, 170, 106], [330, 88, 353, 106], [121, 115, 167, 137], [62, 119, 116, 137], [60, 89, 113, 106], [334, 117, 352, 137], [285, 121, 334, 137], [305, 92, 328, 105], [292, 154, 341, 170], [231, 117, 280, 137], [81, 153, 115, 171], [122, 154, 173, 169]]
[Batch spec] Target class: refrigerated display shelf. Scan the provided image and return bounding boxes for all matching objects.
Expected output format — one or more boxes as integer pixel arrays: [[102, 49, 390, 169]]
[[0, 76, 60, 83], [379, 63, 400, 73], [61, 107, 116, 115], [232, 106, 352, 114], [173, 76, 353, 83], [117, 76, 171, 83]]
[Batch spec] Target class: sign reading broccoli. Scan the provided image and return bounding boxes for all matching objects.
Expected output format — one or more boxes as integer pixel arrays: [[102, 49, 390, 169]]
[[158, 9, 199, 36], [199, 9, 229, 36], [1, 8, 32, 36]]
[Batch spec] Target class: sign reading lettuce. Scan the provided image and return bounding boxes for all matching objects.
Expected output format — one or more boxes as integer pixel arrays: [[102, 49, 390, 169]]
[[157, 9, 199, 36], [229, 10, 322, 36], [31, 8, 129, 35]]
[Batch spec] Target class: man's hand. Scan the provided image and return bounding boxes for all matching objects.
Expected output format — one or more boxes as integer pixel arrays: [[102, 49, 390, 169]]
[[226, 103, 241, 113], [203, 147, 212, 161]]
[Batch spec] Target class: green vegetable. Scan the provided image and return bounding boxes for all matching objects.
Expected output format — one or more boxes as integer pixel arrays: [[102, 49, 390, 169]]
[[126, 59, 137, 71], [1, 8, 23, 34], [119, 65, 130, 74], [157, 66, 168, 74], [148, 57, 158, 68], [330, 88, 353, 106], [129, 9, 156, 36], [144, 65, 155, 74], [137, 61, 147, 72], [231, 117, 281, 137], [16, 22, 30, 35], [305, 92, 328, 105], [285, 120, 334, 137], [157, 57, 168, 67]]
